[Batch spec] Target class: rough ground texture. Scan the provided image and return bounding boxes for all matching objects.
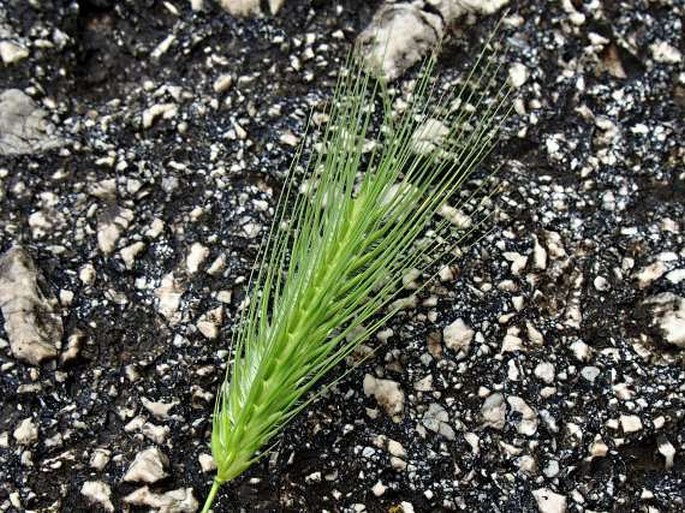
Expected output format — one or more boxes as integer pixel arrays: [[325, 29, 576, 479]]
[[0, 1, 683, 512]]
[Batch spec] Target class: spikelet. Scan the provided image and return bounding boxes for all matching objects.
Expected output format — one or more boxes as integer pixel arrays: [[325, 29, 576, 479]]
[[202, 39, 511, 512]]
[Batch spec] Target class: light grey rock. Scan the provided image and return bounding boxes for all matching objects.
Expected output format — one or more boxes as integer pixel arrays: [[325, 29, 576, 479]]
[[0, 246, 62, 365], [80, 481, 114, 512], [358, 0, 510, 81], [411, 118, 450, 156], [97, 206, 134, 255], [0, 41, 29, 64], [619, 414, 643, 433], [213, 73, 233, 94], [358, 4, 443, 82], [141, 397, 178, 420], [481, 392, 506, 429], [123, 447, 169, 484], [155, 273, 185, 324], [13, 417, 38, 445], [422, 402, 455, 440], [532, 488, 567, 513], [363, 374, 405, 422], [642, 293, 685, 348], [443, 318, 474, 358], [198, 453, 216, 473], [120, 242, 145, 269], [89, 448, 111, 471], [0, 89, 63, 155], [580, 366, 600, 382], [507, 396, 538, 436], [387, 439, 407, 458], [141, 103, 178, 129], [196, 306, 223, 339], [190, 0, 205, 11], [219, 0, 284, 17], [657, 435, 676, 469], [124, 486, 199, 513], [534, 362, 555, 384], [635, 261, 666, 289], [508, 62, 529, 88], [650, 41, 682, 63], [186, 242, 209, 274]]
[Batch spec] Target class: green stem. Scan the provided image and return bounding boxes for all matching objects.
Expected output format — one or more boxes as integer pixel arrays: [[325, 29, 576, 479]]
[[201, 478, 222, 513]]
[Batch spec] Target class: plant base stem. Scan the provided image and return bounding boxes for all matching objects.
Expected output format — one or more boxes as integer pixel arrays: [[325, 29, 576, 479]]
[[201, 478, 222, 513]]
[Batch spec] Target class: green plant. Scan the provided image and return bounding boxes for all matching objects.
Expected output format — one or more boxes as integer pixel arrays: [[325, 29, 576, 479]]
[[202, 42, 510, 512]]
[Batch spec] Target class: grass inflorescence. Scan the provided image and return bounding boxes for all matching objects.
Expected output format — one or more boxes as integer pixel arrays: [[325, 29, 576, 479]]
[[202, 39, 511, 512]]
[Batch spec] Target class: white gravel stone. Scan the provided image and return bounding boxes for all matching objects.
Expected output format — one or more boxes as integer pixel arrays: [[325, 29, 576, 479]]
[[543, 460, 560, 478], [527, 321, 544, 345], [387, 439, 406, 458], [219, 0, 284, 16], [481, 393, 506, 429], [532, 488, 567, 513], [372, 480, 387, 496], [155, 273, 185, 323], [279, 131, 299, 147], [0, 41, 29, 64], [438, 204, 472, 229], [657, 436, 676, 469], [0, 246, 61, 365], [80, 481, 114, 512], [79, 263, 96, 285], [532, 235, 547, 270], [422, 402, 455, 440], [642, 293, 685, 348], [650, 41, 682, 63], [90, 448, 111, 471], [400, 502, 415, 513], [363, 374, 405, 421], [186, 242, 209, 274], [199, 453, 217, 473], [620, 414, 643, 433], [635, 261, 666, 289], [213, 73, 233, 93], [443, 318, 474, 358], [141, 397, 178, 420], [411, 118, 450, 156], [508, 62, 529, 88], [0, 89, 64, 155], [507, 396, 538, 436], [142, 103, 178, 129], [120, 242, 145, 269], [197, 306, 223, 339], [593, 276, 610, 291], [503, 251, 528, 275], [123, 486, 199, 512], [518, 455, 537, 474], [358, 4, 442, 82], [141, 423, 169, 444], [534, 362, 555, 384], [501, 333, 524, 353], [413, 374, 434, 392], [145, 218, 165, 238], [570, 340, 591, 361], [358, 0, 509, 81], [206, 254, 226, 276], [123, 447, 169, 484], [580, 366, 601, 382], [13, 417, 38, 445], [665, 269, 685, 284], [589, 439, 609, 458], [97, 207, 134, 255]]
